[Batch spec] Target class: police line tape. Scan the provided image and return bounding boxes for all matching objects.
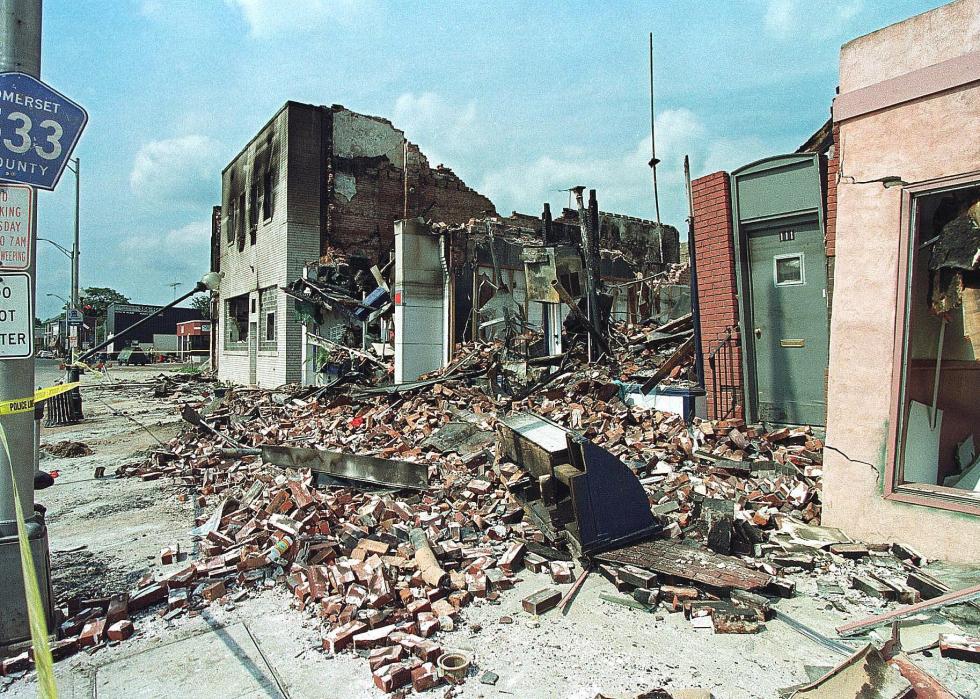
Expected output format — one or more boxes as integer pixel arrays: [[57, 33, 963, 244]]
[[0, 382, 80, 417]]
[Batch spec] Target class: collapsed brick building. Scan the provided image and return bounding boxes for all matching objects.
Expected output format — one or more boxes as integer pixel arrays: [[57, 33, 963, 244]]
[[213, 102, 496, 387], [212, 101, 683, 388]]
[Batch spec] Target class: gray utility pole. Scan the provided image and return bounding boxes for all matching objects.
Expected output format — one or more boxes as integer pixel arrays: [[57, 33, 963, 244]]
[[648, 32, 661, 225], [0, 0, 53, 647], [70, 156, 79, 309]]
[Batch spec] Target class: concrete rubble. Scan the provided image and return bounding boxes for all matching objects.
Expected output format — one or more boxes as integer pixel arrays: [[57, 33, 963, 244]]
[[4, 330, 979, 697], [0, 334, 980, 696]]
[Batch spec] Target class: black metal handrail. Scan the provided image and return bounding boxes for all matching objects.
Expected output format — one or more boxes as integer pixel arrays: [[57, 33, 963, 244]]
[[707, 325, 741, 420]]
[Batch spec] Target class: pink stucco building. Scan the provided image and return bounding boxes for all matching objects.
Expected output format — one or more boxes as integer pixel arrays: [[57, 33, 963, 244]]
[[822, 0, 980, 562]]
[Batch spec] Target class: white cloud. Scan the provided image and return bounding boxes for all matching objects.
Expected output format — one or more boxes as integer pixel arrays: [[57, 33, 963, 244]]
[[479, 108, 715, 225], [129, 135, 222, 209], [392, 92, 484, 168], [225, 0, 366, 38], [478, 106, 784, 228], [764, 0, 864, 39], [116, 220, 212, 294]]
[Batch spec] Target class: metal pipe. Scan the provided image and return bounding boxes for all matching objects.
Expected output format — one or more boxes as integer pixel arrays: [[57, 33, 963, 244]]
[[0, 0, 41, 526], [648, 32, 661, 225], [71, 157, 79, 310], [685, 156, 706, 391]]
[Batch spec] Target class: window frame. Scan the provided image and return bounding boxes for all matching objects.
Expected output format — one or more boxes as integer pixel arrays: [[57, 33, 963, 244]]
[[884, 170, 980, 515], [773, 252, 805, 287], [259, 286, 278, 351], [223, 294, 250, 351]]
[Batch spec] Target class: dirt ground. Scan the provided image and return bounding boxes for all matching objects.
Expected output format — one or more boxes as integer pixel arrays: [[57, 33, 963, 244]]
[[2, 366, 979, 698]]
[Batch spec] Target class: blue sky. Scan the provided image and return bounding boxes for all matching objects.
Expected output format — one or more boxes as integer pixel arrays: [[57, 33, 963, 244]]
[[35, 0, 945, 319]]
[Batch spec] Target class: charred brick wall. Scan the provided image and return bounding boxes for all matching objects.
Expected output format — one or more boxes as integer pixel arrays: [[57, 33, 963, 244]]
[[691, 171, 743, 420], [325, 107, 496, 265]]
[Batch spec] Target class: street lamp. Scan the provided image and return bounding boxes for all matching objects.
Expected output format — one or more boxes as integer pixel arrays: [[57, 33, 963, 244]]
[[40, 239, 74, 342], [66, 158, 80, 311], [38, 237, 72, 259]]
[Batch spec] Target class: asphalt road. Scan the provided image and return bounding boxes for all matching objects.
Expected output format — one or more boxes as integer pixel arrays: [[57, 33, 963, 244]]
[[35, 358, 67, 387]]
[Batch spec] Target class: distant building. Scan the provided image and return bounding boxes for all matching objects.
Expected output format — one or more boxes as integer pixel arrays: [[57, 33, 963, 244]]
[[105, 303, 203, 355], [176, 319, 211, 360], [42, 312, 97, 352]]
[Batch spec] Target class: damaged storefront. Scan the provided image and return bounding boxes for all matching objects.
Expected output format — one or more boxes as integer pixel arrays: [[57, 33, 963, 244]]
[[822, 0, 980, 562]]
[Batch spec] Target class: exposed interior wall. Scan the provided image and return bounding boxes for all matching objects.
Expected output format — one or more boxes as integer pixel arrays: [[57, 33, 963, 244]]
[[822, 1, 980, 562], [326, 106, 496, 264], [691, 171, 743, 420]]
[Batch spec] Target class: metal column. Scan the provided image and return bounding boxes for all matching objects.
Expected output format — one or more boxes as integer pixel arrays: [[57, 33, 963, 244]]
[[0, 0, 54, 647]]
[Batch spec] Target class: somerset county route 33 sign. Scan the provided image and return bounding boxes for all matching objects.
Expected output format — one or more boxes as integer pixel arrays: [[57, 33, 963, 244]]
[[0, 273, 32, 358], [0, 72, 88, 191]]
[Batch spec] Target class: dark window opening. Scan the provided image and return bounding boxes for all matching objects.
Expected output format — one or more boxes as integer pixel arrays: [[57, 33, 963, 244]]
[[896, 182, 980, 498], [249, 182, 258, 245], [237, 192, 246, 252], [224, 295, 249, 348], [263, 169, 273, 220]]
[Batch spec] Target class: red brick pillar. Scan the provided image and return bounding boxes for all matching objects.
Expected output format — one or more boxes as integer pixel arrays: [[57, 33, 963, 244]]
[[691, 172, 743, 420], [824, 123, 839, 258]]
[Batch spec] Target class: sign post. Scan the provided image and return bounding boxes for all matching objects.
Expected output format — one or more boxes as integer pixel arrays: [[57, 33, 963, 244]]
[[0, 0, 87, 647]]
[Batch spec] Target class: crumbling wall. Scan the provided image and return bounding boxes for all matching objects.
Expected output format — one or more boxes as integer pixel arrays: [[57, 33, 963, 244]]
[[598, 213, 681, 272], [326, 107, 496, 264]]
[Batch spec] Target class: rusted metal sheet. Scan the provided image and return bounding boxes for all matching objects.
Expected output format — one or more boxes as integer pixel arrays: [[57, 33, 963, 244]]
[[888, 654, 957, 699], [262, 445, 428, 491], [596, 539, 772, 592], [789, 644, 911, 699]]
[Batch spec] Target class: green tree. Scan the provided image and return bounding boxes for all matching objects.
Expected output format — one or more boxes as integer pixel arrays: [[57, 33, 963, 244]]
[[190, 294, 213, 318], [80, 287, 129, 319]]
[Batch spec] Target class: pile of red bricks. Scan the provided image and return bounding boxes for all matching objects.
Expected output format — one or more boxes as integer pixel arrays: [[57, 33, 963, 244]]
[[2, 335, 828, 684]]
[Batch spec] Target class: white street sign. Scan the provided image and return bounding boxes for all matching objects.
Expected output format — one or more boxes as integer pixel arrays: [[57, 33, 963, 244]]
[[0, 272, 32, 358], [0, 184, 32, 270]]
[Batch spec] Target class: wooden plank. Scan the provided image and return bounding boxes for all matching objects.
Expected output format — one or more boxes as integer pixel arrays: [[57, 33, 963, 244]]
[[596, 539, 772, 592], [836, 582, 980, 637]]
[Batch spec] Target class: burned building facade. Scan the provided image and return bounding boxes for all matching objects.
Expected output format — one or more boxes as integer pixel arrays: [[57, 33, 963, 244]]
[[215, 101, 496, 387]]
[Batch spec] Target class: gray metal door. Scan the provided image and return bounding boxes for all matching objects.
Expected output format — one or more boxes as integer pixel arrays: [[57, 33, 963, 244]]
[[248, 322, 257, 385], [747, 218, 828, 425]]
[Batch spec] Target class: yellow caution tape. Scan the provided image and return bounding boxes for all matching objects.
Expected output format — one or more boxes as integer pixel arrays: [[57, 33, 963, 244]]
[[0, 425, 58, 697], [0, 382, 80, 416]]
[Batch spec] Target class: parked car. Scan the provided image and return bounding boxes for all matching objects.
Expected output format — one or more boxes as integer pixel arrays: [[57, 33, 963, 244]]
[[36, 350, 56, 359], [118, 346, 149, 366]]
